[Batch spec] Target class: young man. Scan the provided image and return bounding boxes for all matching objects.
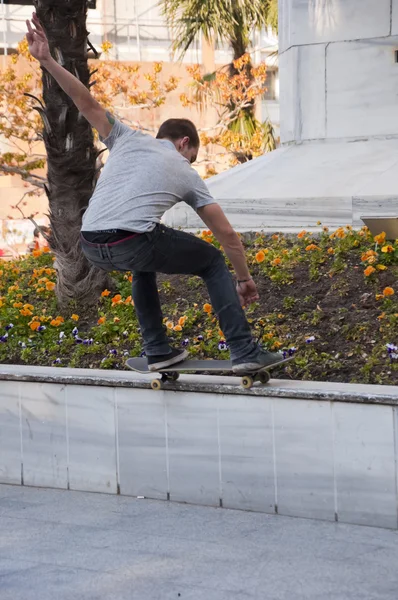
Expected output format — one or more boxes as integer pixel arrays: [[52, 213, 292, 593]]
[[26, 14, 285, 373]]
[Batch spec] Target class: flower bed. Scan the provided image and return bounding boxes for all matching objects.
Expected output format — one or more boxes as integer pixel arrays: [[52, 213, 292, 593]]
[[0, 226, 397, 384]]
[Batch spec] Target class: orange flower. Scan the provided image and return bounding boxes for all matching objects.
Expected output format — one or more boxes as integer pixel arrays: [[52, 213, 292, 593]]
[[13, 302, 23, 308], [383, 287, 394, 297], [173, 325, 182, 331], [32, 249, 42, 258], [97, 316, 106, 325], [55, 316, 64, 323], [375, 294, 384, 301], [377, 312, 386, 320], [114, 317, 120, 323], [166, 321, 174, 329], [381, 245, 394, 253], [30, 321, 40, 331], [327, 248, 335, 255], [111, 294, 122, 305], [271, 258, 281, 266], [71, 314, 79, 321], [24, 304, 34, 310], [364, 266, 376, 277], [272, 234, 279, 240], [125, 295, 132, 305], [255, 250, 266, 263], [46, 281, 55, 291], [297, 230, 307, 239], [20, 308, 33, 317], [361, 250, 377, 262], [203, 303, 212, 313], [50, 319, 62, 327], [374, 232, 386, 245], [305, 244, 320, 251], [42, 246, 50, 253], [336, 228, 346, 239], [178, 316, 187, 327], [101, 289, 111, 297]]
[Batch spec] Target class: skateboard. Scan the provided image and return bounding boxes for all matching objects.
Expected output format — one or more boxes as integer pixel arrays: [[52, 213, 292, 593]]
[[126, 356, 294, 390]]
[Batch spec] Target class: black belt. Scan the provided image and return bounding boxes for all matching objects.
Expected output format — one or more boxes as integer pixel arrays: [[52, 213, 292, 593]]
[[81, 229, 141, 243]]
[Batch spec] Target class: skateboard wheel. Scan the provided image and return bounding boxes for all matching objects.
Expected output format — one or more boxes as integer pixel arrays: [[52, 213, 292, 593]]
[[241, 375, 254, 390], [257, 371, 270, 384], [169, 372, 179, 381], [151, 379, 162, 391]]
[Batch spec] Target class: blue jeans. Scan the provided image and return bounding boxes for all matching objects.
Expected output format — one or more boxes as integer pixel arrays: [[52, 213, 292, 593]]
[[81, 224, 257, 361]]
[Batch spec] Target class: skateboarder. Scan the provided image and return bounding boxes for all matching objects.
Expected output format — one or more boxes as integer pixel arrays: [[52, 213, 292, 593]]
[[26, 14, 285, 373]]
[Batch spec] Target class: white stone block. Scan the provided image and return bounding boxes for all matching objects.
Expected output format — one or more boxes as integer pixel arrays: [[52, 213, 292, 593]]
[[20, 383, 68, 489], [66, 385, 117, 494], [333, 403, 397, 528], [279, 0, 391, 53], [167, 393, 220, 506], [117, 388, 168, 500], [280, 45, 326, 143], [218, 395, 275, 513], [327, 39, 398, 139], [0, 381, 21, 485], [274, 399, 335, 520]]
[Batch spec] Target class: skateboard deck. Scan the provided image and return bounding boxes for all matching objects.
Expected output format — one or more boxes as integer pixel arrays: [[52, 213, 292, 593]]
[[126, 356, 293, 390]]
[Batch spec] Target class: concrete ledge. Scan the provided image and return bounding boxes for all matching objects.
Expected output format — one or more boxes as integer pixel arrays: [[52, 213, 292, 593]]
[[1, 365, 398, 529], [1, 364, 398, 405]]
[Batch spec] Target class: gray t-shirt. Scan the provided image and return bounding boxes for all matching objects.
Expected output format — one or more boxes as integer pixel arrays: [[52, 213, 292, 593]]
[[82, 120, 215, 233]]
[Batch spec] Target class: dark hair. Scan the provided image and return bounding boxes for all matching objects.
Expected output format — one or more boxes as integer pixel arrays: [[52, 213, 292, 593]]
[[156, 118, 200, 148]]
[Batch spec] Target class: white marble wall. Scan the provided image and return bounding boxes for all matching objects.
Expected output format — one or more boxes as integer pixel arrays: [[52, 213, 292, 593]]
[[1, 379, 398, 529], [279, 0, 398, 143], [279, 0, 391, 53]]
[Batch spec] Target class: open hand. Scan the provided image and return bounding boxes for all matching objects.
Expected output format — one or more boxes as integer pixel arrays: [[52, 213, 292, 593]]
[[236, 279, 259, 306], [26, 13, 51, 63]]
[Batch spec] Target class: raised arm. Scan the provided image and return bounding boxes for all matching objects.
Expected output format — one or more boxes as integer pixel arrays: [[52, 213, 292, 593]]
[[26, 13, 114, 139]]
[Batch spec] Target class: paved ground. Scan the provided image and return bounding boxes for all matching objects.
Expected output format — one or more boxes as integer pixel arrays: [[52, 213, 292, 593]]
[[1, 485, 398, 600]]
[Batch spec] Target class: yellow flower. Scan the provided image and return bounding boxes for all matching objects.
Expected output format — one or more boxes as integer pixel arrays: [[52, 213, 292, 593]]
[[381, 245, 394, 253], [335, 228, 346, 239], [374, 232, 386, 245], [101, 289, 111, 297], [377, 265, 387, 271], [323, 226, 329, 232], [97, 316, 106, 325], [114, 317, 120, 323], [327, 248, 335, 255], [305, 244, 320, 251], [203, 303, 212, 314], [46, 281, 56, 291], [166, 321, 174, 329], [375, 294, 384, 300], [13, 302, 23, 308], [364, 266, 376, 277], [255, 250, 266, 263], [383, 287, 394, 297], [377, 312, 386, 320], [178, 316, 187, 327]]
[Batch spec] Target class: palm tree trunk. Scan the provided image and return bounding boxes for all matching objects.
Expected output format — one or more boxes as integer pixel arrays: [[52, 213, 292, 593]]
[[34, 0, 110, 308]]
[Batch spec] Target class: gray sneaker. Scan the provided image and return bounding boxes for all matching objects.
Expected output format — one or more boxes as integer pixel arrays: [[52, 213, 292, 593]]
[[232, 350, 289, 374]]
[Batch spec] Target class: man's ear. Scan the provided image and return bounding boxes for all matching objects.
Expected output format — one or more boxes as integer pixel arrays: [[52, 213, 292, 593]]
[[180, 136, 190, 149]]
